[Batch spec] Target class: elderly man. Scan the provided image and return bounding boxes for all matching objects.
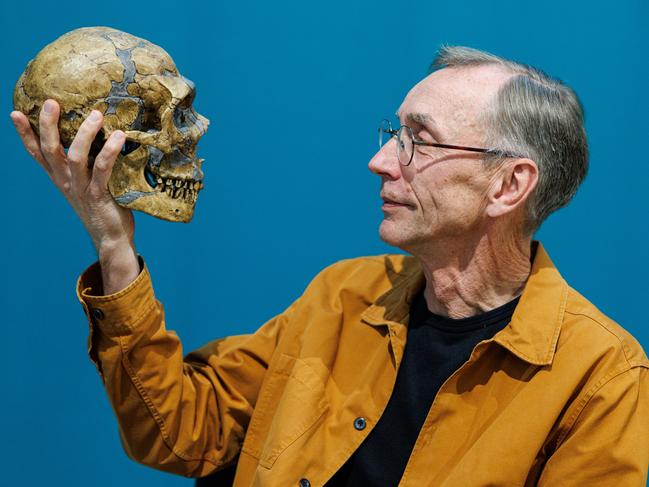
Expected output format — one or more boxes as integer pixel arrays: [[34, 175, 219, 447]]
[[11, 46, 649, 486]]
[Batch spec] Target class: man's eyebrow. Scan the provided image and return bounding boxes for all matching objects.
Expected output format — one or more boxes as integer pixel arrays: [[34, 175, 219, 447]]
[[407, 112, 436, 128], [398, 111, 443, 140], [396, 111, 436, 126]]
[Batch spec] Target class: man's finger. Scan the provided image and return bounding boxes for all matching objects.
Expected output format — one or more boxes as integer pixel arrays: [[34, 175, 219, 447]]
[[67, 109, 104, 182], [91, 130, 125, 193], [38, 99, 64, 160], [10, 110, 51, 174]]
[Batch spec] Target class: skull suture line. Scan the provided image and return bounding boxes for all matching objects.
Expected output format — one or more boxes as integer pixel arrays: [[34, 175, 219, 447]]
[[14, 26, 209, 222]]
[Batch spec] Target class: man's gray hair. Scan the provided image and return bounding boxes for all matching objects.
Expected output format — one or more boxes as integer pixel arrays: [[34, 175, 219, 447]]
[[432, 46, 588, 235]]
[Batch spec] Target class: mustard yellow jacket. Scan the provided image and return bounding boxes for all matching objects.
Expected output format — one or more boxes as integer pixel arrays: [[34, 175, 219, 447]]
[[77, 243, 649, 486]]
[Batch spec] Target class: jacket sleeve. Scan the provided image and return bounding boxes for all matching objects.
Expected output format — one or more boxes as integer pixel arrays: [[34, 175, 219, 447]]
[[538, 365, 649, 486], [76, 258, 293, 478]]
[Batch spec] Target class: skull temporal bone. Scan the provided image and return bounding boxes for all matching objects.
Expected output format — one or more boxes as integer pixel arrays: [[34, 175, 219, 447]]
[[13, 26, 210, 222]]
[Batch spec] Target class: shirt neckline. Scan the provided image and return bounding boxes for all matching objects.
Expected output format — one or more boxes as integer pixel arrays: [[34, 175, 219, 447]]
[[410, 291, 521, 334]]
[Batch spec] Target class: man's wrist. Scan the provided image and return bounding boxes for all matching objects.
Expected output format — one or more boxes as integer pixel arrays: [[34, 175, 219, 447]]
[[97, 239, 140, 295]]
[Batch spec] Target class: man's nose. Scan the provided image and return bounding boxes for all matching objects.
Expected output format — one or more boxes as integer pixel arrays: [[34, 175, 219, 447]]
[[368, 139, 401, 180]]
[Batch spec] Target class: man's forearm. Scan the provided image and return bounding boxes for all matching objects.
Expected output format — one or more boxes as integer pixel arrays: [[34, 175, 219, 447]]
[[76, 260, 286, 478]]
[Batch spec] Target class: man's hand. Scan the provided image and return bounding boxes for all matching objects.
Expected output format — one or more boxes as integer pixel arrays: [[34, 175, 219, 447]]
[[10, 99, 140, 294]]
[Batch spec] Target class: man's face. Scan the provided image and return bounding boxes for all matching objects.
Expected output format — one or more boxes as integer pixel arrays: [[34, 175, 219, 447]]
[[368, 65, 512, 253]]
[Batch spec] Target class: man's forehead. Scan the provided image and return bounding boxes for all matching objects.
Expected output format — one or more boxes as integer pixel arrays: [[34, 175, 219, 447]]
[[398, 64, 512, 122]]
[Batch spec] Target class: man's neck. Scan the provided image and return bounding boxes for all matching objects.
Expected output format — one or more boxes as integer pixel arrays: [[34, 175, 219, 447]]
[[414, 231, 532, 319]]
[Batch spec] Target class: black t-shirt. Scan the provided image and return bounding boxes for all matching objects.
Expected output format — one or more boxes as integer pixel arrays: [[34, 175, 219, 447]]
[[325, 290, 520, 486]]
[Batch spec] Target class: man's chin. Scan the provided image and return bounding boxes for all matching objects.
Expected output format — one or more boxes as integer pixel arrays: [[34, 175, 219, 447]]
[[379, 221, 410, 250], [378, 219, 432, 254]]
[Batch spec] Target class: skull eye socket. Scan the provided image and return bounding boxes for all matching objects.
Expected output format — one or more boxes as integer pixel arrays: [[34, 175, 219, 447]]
[[121, 140, 141, 155], [180, 89, 196, 108], [172, 89, 197, 128], [173, 105, 199, 131]]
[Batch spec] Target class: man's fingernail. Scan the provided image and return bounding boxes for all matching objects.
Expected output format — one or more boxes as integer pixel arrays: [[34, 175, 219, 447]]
[[43, 100, 54, 114], [88, 110, 101, 122]]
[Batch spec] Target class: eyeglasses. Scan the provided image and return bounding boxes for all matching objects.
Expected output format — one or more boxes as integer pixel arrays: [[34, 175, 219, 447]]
[[378, 119, 524, 166]]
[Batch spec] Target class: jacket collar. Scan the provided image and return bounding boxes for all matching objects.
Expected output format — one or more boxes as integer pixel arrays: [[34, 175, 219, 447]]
[[360, 241, 567, 366]]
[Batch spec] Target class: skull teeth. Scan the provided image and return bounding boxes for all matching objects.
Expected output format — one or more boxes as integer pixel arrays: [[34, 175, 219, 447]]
[[152, 173, 203, 201]]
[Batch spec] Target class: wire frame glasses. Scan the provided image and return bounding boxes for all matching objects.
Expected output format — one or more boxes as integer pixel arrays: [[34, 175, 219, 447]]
[[378, 119, 524, 166]]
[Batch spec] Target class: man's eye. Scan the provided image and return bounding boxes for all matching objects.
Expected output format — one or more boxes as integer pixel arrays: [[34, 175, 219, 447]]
[[416, 130, 435, 143]]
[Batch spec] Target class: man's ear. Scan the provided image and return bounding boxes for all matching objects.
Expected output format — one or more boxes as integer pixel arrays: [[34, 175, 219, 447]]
[[486, 158, 539, 218]]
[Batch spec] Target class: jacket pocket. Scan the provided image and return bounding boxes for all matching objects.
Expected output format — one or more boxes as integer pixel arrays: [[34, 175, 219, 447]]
[[254, 353, 328, 469]]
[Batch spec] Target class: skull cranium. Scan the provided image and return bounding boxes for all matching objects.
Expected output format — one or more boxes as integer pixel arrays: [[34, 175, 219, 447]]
[[14, 26, 209, 222]]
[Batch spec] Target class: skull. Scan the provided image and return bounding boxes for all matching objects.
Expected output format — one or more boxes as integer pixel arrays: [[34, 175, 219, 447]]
[[14, 26, 209, 222]]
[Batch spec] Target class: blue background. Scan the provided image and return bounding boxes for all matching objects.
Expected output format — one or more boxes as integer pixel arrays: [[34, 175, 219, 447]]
[[1, 0, 647, 484]]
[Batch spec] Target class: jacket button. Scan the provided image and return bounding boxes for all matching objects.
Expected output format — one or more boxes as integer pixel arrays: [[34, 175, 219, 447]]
[[91, 308, 105, 320], [299, 479, 310, 487], [354, 417, 366, 430]]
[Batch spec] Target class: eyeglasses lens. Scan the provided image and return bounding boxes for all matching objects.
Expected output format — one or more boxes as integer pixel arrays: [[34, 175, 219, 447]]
[[397, 126, 413, 165]]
